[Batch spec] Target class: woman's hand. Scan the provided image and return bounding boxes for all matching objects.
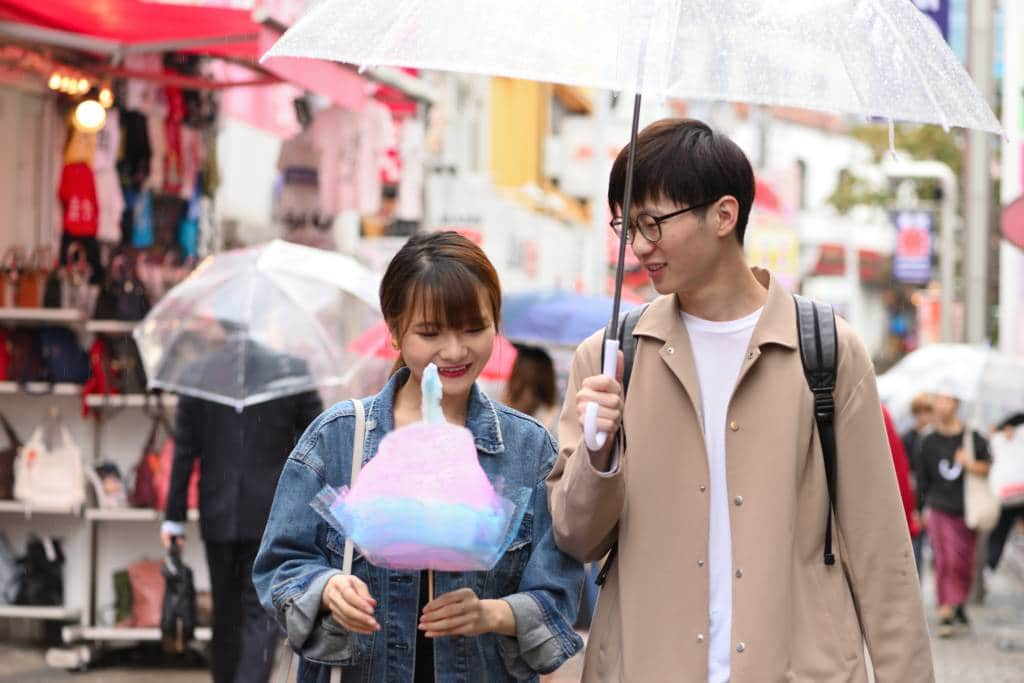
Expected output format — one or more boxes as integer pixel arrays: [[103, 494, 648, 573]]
[[419, 588, 516, 638], [954, 447, 973, 467], [322, 574, 380, 634]]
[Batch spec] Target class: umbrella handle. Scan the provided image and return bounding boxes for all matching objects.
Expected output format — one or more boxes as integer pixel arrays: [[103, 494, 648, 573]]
[[583, 339, 621, 452]]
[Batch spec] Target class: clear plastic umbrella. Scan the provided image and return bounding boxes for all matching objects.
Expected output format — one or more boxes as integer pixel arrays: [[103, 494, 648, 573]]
[[133, 240, 383, 410], [265, 0, 1000, 449], [878, 344, 1024, 433]]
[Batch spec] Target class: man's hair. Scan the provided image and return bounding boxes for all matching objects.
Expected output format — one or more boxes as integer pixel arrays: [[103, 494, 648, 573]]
[[910, 393, 934, 416], [608, 118, 755, 245]]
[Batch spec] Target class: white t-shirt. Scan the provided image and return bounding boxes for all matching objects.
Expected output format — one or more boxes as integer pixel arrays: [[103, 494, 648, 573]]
[[682, 306, 762, 683]]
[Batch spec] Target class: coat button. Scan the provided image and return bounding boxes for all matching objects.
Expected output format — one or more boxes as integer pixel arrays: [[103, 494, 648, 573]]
[[699, 484, 707, 492], [734, 495, 743, 506], [735, 569, 743, 578], [736, 642, 746, 653], [667, 346, 675, 355], [697, 634, 705, 644], [697, 559, 705, 567], [729, 420, 739, 431]]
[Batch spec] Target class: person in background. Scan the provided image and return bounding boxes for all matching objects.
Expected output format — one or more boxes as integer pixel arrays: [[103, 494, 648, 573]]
[[986, 413, 1024, 572], [502, 345, 559, 431], [161, 340, 324, 683], [901, 393, 934, 578], [915, 391, 991, 638], [883, 405, 922, 573]]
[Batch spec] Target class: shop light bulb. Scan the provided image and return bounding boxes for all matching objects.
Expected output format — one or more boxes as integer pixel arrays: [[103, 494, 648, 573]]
[[48, 73, 61, 90], [73, 99, 106, 133], [98, 87, 114, 109], [77, 78, 89, 92]]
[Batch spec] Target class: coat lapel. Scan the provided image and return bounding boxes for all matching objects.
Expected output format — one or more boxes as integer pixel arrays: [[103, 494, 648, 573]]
[[632, 294, 703, 422]]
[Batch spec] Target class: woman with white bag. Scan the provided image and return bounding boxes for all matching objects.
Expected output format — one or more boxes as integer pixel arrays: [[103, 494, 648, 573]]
[[986, 413, 1024, 571]]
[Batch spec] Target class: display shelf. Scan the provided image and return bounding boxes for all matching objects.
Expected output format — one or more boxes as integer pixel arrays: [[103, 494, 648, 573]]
[[0, 381, 82, 396], [84, 320, 139, 335], [84, 393, 177, 409], [0, 499, 81, 515], [0, 605, 80, 621], [0, 307, 84, 324], [63, 625, 211, 643], [85, 507, 199, 522]]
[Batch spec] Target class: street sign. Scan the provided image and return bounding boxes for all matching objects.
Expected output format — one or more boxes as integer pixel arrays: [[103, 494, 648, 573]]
[[892, 210, 933, 284]]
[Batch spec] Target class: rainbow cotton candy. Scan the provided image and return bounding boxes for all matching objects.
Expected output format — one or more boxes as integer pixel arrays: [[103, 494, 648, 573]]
[[312, 364, 529, 571]]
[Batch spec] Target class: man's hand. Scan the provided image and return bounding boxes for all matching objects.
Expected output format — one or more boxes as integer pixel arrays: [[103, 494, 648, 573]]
[[322, 574, 379, 634], [419, 588, 515, 638], [160, 532, 185, 550], [576, 351, 625, 463]]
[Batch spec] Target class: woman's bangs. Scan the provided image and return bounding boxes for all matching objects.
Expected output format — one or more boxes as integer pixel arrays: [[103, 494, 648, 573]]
[[407, 265, 490, 331]]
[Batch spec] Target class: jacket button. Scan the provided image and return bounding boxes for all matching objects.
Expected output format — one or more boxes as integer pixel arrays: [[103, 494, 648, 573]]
[[699, 484, 707, 492], [697, 634, 705, 643], [697, 559, 705, 567], [734, 495, 743, 506], [667, 346, 675, 355], [735, 569, 743, 578], [736, 642, 746, 653], [729, 420, 739, 431]]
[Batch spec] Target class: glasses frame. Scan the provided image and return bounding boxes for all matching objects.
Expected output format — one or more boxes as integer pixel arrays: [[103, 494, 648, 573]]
[[609, 198, 719, 245]]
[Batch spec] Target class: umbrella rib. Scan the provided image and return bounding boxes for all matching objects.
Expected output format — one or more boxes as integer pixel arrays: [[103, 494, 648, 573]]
[[865, 0, 948, 130]]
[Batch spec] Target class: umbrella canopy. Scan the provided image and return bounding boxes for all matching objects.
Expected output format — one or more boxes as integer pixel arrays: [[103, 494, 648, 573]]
[[503, 291, 642, 347], [134, 240, 383, 410], [878, 344, 1024, 433], [348, 320, 519, 382], [265, 0, 1000, 134]]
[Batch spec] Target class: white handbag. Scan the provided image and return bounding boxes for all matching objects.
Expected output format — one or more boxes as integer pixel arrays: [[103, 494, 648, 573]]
[[13, 423, 85, 510], [280, 400, 365, 683], [962, 429, 1001, 533], [989, 429, 1024, 506]]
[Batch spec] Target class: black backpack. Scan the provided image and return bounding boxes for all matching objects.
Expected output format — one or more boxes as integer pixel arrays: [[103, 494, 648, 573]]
[[596, 294, 838, 585]]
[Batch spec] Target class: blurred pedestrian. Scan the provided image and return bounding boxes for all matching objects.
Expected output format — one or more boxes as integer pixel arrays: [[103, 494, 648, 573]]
[[253, 231, 583, 683], [502, 345, 558, 430], [915, 392, 992, 637], [160, 339, 324, 683], [901, 394, 933, 578], [986, 413, 1024, 572], [547, 118, 932, 682], [883, 405, 922, 572]]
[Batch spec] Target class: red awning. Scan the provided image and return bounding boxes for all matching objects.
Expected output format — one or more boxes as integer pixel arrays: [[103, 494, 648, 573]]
[[0, 0, 259, 58]]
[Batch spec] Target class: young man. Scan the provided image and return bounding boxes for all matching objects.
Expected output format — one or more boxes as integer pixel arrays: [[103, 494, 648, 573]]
[[547, 119, 933, 682]]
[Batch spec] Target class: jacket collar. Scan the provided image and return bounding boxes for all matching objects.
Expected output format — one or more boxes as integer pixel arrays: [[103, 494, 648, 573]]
[[632, 267, 798, 351], [366, 367, 505, 455]]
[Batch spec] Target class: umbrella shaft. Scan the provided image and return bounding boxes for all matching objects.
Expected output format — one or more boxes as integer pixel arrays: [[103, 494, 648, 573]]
[[609, 93, 643, 341]]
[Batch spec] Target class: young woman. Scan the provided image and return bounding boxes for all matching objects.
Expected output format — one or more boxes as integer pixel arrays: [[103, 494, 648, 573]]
[[915, 391, 991, 637], [253, 231, 583, 682], [502, 345, 559, 432]]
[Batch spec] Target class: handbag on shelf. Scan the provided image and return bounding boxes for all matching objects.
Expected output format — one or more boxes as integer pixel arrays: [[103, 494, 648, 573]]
[[8, 327, 47, 383], [94, 254, 151, 321], [963, 429, 1001, 533], [0, 533, 19, 605], [62, 242, 96, 314], [0, 247, 24, 308], [38, 326, 90, 384], [126, 558, 164, 627], [0, 413, 22, 500], [13, 415, 86, 509], [130, 413, 197, 511], [14, 535, 64, 607], [15, 247, 49, 308]]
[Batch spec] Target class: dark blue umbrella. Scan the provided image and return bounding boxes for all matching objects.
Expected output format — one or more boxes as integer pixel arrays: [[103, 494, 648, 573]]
[[503, 292, 641, 348]]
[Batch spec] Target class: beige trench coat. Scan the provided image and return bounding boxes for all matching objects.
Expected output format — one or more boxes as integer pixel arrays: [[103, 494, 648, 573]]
[[548, 270, 933, 682]]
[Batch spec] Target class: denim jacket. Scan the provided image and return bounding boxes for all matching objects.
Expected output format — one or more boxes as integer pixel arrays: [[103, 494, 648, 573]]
[[253, 369, 583, 683]]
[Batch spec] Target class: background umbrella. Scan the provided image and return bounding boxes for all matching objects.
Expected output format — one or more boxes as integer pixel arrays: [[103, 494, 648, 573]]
[[878, 344, 1024, 433], [503, 291, 642, 348], [266, 0, 1000, 449], [134, 240, 383, 410], [348, 320, 519, 382]]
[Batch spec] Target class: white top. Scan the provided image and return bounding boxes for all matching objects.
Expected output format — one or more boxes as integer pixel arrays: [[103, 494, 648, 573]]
[[682, 306, 762, 683]]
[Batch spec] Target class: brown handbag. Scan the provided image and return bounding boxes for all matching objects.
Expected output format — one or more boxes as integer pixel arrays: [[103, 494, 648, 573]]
[[15, 247, 50, 308], [0, 248, 24, 308]]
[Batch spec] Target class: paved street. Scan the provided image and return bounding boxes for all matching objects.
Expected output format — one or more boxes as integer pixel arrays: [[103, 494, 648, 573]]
[[2, 532, 1021, 683]]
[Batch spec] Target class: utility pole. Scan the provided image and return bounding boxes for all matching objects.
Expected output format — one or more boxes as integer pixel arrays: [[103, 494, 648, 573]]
[[966, 0, 995, 343]]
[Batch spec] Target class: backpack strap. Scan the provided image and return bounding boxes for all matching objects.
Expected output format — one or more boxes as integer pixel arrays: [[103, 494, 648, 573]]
[[595, 304, 648, 587], [793, 294, 839, 566]]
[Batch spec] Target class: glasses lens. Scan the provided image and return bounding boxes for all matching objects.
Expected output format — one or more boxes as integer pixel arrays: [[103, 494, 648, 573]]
[[637, 214, 660, 242], [610, 218, 634, 243]]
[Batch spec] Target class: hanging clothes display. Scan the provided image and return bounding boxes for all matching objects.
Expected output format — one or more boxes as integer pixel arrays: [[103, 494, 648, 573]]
[[396, 118, 425, 222], [358, 101, 393, 216], [94, 109, 125, 244], [311, 105, 360, 216], [276, 127, 321, 225], [59, 162, 99, 238]]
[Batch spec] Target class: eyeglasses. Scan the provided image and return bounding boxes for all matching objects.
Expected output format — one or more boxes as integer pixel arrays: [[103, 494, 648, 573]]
[[609, 198, 719, 245]]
